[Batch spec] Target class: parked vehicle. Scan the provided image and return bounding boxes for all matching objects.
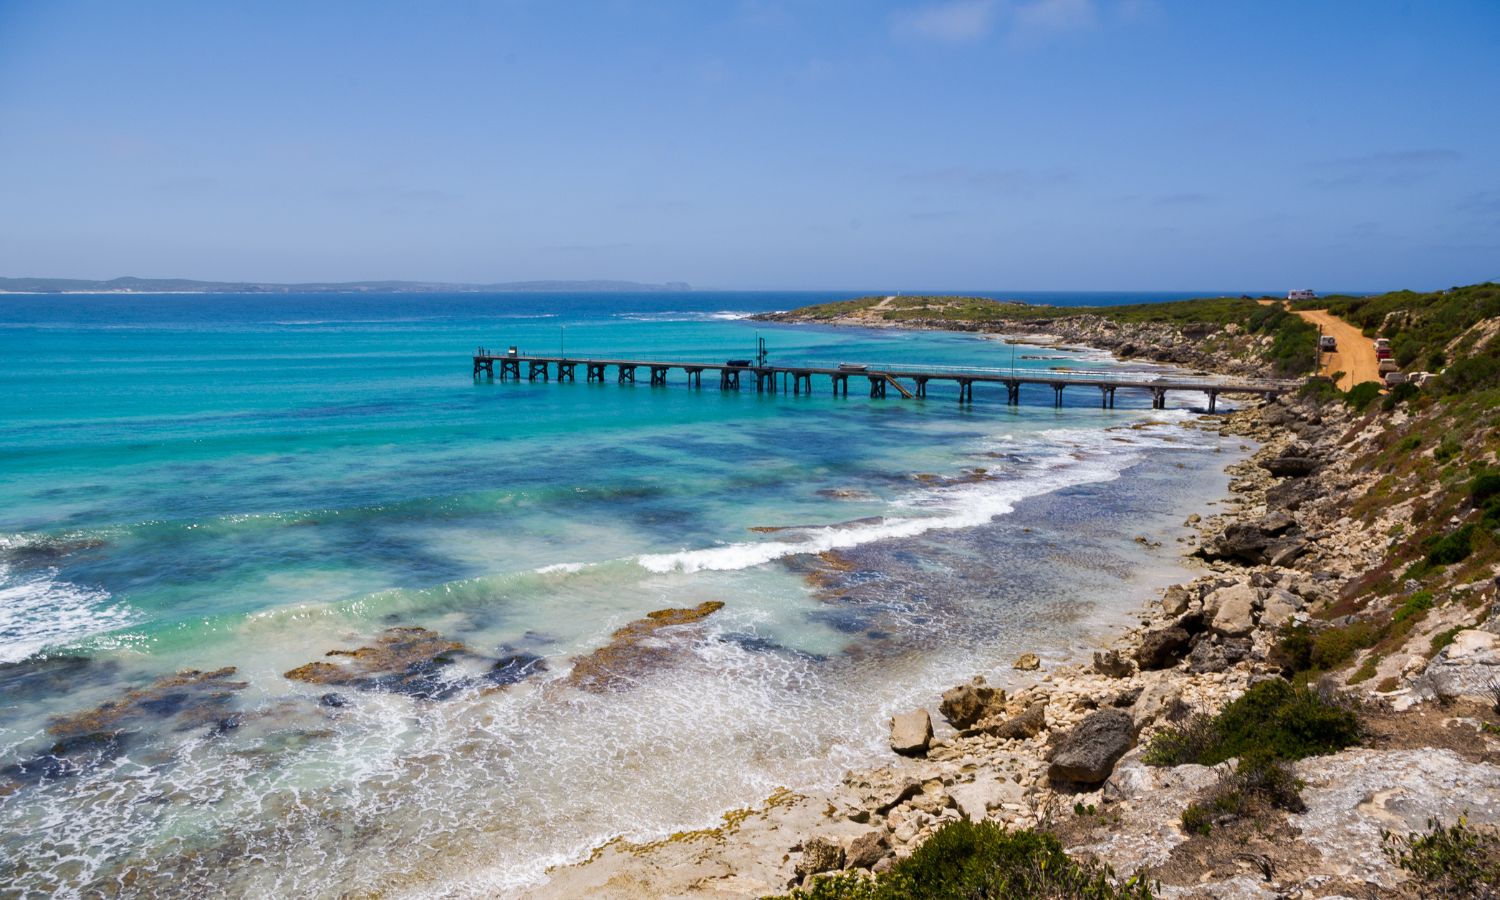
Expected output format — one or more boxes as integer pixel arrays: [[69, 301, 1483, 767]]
[[1319, 335, 1337, 351], [1384, 371, 1408, 386], [1288, 289, 1317, 301], [1379, 359, 1399, 374], [1373, 338, 1391, 350], [1376, 348, 1394, 361]]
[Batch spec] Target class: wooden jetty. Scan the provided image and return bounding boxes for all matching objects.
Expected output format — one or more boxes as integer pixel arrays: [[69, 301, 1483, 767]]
[[471, 350, 1291, 412]]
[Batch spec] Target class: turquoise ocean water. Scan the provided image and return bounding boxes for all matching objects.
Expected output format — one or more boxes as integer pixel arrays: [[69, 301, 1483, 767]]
[[0, 292, 1243, 896]]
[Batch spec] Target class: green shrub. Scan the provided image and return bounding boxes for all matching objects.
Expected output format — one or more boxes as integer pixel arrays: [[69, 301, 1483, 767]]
[[1144, 679, 1361, 766], [1471, 472, 1500, 506], [1180, 803, 1214, 836], [1427, 525, 1477, 566], [1382, 815, 1500, 899], [1298, 377, 1342, 405], [1384, 382, 1420, 410], [1436, 437, 1463, 464], [1344, 381, 1383, 411], [1393, 591, 1435, 625], [1395, 434, 1423, 453], [1311, 622, 1378, 670], [1441, 352, 1500, 395], [774, 822, 1157, 899], [1431, 627, 1464, 655]]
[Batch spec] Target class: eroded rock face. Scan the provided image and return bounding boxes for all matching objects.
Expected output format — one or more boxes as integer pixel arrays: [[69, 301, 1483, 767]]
[[1013, 652, 1041, 671], [1136, 626, 1192, 670], [1295, 748, 1500, 887], [1047, 709, 1134, 785], [889, 709, 933, 756], [949, 774, 1025, 822], [1186, 636, 1252, 675], [1414, 630, 1500, 701], [566, 602, 724, 693], [1208, 584, 1258, 636], [844, 830, 889, 869], [795, 836, 844, 877], [939, 677, 1006, 729], [967, 700, 1047, 741], [1093, 649, 1134, 678]]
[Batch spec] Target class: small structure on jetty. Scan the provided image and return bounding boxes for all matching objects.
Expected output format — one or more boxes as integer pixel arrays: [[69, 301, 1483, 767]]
[[471, 349, 1290, 412]]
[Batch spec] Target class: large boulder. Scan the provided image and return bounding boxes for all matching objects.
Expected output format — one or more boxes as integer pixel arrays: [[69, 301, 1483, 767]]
[[1203, 523, 1275, 564], [1093, 649, 1134, 678], [1261, 455, 1321, 477], [1048, 709, 1135, 785], [1208, 584, 1258, 636], [1186, 636, 1252, 674], [969, 700, 1048, 740], [1013, 652, 1041, 671], [796, 836, 845, 877], [949, 774, 1025, 822], [889, 708, 933, 756], [1415, 630, 1500, 702], [1135, 626, 1192, 670], [1160, 583, 1195, 617], [939, 676, 1005, 729], [844, 830, 889, 870], [1131, 680, 1186, 729], [1266, 476, 1322, 511]]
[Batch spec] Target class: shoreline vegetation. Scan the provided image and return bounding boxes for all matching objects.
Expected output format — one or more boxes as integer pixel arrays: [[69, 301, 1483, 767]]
[[533, 284, 1500, 898]]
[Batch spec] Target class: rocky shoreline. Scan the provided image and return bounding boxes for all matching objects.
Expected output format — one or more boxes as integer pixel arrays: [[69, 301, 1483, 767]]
[[526, 381, 1500, 898]]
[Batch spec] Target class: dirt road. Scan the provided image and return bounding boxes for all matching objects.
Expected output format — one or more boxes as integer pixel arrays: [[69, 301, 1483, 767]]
[[1295, 308, 1381, 390]]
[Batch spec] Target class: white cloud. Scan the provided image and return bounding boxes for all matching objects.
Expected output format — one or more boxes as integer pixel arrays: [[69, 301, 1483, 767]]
[[892, 0, 1001, 43]]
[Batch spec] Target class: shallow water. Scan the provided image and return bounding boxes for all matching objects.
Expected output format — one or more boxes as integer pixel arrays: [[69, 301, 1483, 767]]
[[0, 292, 1240, 896]]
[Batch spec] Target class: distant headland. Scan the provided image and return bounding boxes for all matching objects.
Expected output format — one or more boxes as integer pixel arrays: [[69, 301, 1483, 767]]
[[0, 276, 693, 294]]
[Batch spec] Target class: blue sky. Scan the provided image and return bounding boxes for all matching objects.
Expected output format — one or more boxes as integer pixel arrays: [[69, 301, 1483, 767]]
[[1, 0, 1496, 291]]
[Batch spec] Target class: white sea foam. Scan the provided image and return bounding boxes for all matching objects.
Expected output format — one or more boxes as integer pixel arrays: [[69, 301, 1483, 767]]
[[637, 417, 1200, 575], [611, 310, 755, 322], [0, 562, 137, 664]]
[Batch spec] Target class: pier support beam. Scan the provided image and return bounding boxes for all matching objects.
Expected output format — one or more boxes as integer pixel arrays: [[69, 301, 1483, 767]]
[[557, 361, 577, 381], [1005, 381, 1020, 405], [1151, 387, 1168, 409], [587, 363, 606, 383], [684, 367, 703, 388], [913, 377, 929, 399], [793, 371, 812, 394], [1052, 383, 1065, 408], [528, 361, 549, 381], [1099, 385, 1116, 409], [1206, 390, 1219, 413], [831, 374, 848, 396], [650, 366, 669, 386], [500, 359, 520, 381], [473, 358, 494, 379], [618, 365, 636, 384], [957, 378, 974, 404], [755, 369, 774, 393], [868, 375, 887, 398], [720, 369, 740, 390]]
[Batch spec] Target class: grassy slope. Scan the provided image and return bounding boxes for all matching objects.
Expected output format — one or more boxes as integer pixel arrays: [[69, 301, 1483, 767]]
[[778, 294, 1319, 376]]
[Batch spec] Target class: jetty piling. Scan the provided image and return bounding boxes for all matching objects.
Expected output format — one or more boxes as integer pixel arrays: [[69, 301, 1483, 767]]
[[472, 351, 1288, 411]]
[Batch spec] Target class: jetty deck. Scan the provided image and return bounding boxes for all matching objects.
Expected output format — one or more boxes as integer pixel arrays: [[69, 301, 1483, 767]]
[[472, 351, 1291, 411]]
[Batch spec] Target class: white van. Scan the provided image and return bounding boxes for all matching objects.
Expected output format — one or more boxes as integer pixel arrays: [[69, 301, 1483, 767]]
[[1288, 289, 1317, 301]]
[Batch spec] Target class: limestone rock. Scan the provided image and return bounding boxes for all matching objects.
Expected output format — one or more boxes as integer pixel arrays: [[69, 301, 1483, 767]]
[[1135, 626, 1191, 670], [889, 709, 933, 756], [1186, 636, 1252, 675], [1260, 456, 1320, 477], [796, 836, 844, 877], [949, 774, 1025, 821], [1131, 681, 1185, 729], [1093, 649, 1134, 678], [1161, 583, 1194, 617], [969, 701, 1048, 741], [939, 677, 1005, 729], [1295, 748, 1500, 887], [844, 830, 889, 870], [1047, 709, 1134, 785], [1258, 590, 1298, 630], [1415, 630, 1500, 701], [1013, 652, 1041, 671], [1209, 584, 1258, 636]]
